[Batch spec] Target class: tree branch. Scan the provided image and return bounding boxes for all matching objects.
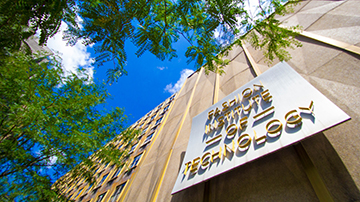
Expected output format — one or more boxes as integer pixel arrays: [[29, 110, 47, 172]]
[[0, 154, 51, 178], [174, 29, 194, 46]]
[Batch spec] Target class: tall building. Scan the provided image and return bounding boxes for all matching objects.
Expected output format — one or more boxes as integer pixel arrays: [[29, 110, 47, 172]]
[[61, 0, 360, 201]]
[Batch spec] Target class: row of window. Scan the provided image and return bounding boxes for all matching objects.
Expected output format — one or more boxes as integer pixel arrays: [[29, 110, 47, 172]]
[[67, 94, 176, 201], [70, 151, 143, 201], [134, 94, 174, 130], [95, 182, 126, 202]]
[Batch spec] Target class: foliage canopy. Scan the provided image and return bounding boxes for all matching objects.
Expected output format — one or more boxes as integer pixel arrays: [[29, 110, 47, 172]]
[[0, 52, 136, 201], [1, 0, 301, 83]]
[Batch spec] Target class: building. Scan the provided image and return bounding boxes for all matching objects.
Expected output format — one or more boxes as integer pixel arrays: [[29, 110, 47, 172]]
[[61, 1, 360, 201]]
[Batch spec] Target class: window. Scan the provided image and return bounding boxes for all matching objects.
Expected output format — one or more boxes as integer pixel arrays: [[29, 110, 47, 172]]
[[97, 171, 103, 178], [98, 173, 109, 186], [96, 192, 107, 202], [94, 167, 99, 174], [109, 164, 115, 170], [111, 167, 122, 179], [109, 183, 127, 202], [92, 187, 100, 194], [155, 117, 163, 125], [163, 105, 170, 112], [129, 143, 137, 153], [130, 153, 143, 168], [77, 179, 84, 186], [75, 188, 83, 199], [141, 127, 148, 136], [143, 132, 154, 145], [85, 183, 93, 193], [79, 195, 86, 201], [169, 95, 175, 101], [150, 115, 156, 121]]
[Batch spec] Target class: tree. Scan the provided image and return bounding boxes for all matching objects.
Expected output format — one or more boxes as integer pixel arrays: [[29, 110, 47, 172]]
[[0, 0, 77, 55], [0, 51, 136, 201], [1, 0, 301, 83], [66, 0, 301, 82]]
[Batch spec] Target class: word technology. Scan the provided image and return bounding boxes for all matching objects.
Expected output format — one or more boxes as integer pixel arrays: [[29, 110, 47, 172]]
[[172, 62, 350, 194], [183, 82, 314, 176]]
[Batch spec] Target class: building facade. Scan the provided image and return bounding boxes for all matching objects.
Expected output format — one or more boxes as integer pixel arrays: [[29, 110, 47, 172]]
[[63, 1, 360, 201]]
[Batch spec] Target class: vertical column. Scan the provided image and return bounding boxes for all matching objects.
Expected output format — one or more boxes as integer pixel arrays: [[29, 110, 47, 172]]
[[150, 68, 205, 202], [213, 72, 220, 104], [241, 40, 262, 77], [119, 84, 186, 202], [294, 143, 334, 202]]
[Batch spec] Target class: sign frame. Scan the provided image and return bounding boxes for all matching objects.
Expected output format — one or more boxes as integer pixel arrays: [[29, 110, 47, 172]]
[[172, 62, 350, 194]]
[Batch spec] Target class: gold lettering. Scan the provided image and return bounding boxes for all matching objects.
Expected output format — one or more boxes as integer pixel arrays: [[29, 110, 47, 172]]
[[253, 83, 264, 91], [222, 101, 229, 112], [205, 134, 222, 145], [200, 152, 211, 169], [237, 134, 251, 152], [253, 106, 275, 121], [285, 110, 302, 128], [299, 101, 314, 115], [226, 124, 237, 139], [211, 148, 221, 163], [223, 140, 236, 157], [213, 120, 218, 130], [254, 129, 266, 145], [217, 116, 225, 128], [233, 105, 242, 117], [224, 111, 231, 122], [208, 110, 214, 120], [238, 93, 242, 103], [242, 88, 253, 99], [214, 107, 221, 116], [205, 124, 214, 134], [229, 97, 237, 107], [190, 157, 200, 174], [239, 116, 248, 130], [251, 94, 261, 106], [184, 161, 192, 175], [241, 102, 252, 114], [266, 119, 283, 138], [261, 89, 272, 102]]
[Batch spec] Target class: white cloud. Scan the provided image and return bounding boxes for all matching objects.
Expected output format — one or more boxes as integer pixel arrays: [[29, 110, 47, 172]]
[[157, 66, 168, 70], [46, 22, 94, 80], [47, 156, 58, 168], [214, 0, 274, 41], [164, 69, 194, 94]]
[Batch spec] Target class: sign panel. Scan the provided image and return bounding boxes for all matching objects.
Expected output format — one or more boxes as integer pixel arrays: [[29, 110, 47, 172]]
[[172, 62, 350, 194]]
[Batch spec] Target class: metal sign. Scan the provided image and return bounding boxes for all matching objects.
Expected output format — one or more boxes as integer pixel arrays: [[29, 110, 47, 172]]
[[172, 62, 350, 194]]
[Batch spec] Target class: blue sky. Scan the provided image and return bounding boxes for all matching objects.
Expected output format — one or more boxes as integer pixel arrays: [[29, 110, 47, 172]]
[[92, 38, 196, 125], [46, 24, 196, 126], [45, 0, 271, 126]]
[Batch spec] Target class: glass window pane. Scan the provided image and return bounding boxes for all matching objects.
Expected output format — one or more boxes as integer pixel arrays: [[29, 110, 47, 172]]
[[98, 173, 108, 185], [109, 183, 126, 202], [130, 154, 142, 168], [96, 192, 106, 202]]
